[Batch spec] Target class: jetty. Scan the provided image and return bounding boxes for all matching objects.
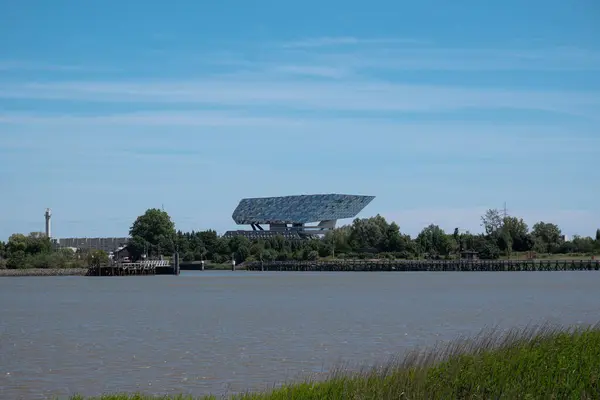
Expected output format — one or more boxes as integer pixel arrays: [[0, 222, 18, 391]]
[[87, 260, 178, 276], [244, 259, 600, 272]]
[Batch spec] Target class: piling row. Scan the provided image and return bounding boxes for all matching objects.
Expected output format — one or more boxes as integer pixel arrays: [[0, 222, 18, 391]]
[[245, 259, 600, 272], [87, 260, 172, 276]]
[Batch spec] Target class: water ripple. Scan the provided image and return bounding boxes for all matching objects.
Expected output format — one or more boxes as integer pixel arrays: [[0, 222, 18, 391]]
[[1, 271, 599, 399]]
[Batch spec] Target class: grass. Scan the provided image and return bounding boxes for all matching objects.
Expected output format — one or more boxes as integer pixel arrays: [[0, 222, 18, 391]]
[[67, 322, 600, 400]]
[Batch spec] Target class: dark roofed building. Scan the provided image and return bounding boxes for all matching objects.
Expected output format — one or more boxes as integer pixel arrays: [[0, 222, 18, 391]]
[[224, 193, 375, 239]]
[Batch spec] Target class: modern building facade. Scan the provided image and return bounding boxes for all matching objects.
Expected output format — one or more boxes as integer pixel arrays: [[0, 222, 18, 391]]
[[224, 193, 375, 239]]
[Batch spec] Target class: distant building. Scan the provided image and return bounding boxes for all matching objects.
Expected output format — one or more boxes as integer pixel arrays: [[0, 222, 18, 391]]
[[224, 193, 375, 239], [53, 237, 129, 253], [460, 250, 479, 260], [111, 245, 131, 262]]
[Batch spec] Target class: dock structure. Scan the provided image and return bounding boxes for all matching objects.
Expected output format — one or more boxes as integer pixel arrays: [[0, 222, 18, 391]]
[[87, 260, 176, 276], [244, 259, 600, 272]]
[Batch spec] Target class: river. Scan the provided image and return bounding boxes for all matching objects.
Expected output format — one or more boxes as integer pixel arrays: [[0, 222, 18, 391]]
[[1, 271, 599, 399]]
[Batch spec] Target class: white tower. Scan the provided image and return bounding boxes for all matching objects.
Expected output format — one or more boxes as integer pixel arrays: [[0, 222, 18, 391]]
[[44, 208, 52, 238]]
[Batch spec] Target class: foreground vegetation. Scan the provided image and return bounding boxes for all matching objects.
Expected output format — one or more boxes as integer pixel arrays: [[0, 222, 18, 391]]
[[2, 207, 600, 269], [69, 323, 600, 399]]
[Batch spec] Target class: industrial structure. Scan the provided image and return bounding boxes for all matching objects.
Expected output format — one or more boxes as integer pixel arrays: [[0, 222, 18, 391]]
[[42, 208, 129, 254], [44, 208, 52, 238], [224, 193, 375, 239]]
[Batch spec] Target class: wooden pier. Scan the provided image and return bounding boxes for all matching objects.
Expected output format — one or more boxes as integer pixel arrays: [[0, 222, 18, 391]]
[[244, 259, 600, 272], [87, 260, 177, 276]]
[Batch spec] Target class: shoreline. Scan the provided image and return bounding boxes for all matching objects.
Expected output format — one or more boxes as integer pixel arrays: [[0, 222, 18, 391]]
[[0, 268, 88, 277]]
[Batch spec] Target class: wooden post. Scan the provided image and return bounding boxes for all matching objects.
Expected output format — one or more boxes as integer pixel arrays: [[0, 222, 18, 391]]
[[174, 252, 180, 275]]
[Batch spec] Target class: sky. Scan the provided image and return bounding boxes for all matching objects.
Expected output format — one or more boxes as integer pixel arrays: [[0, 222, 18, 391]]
[[1, 0, 599, 240]]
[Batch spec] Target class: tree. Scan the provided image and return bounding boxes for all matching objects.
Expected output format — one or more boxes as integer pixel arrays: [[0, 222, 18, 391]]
[[596, 229, 600, 242], [128, 208, 176, 259], [6, 250, 27, 269], [458, 231, 472, 251], [477, 240, 501, 260], [197, 230, 219, 256], [307, 250, 319, 261], [382, 222, 413, 254], [502, 217, 528, 237], [234, 245, 250, 263], [481, 209, 503, 235], [25, 232, 52, 254], [349, 215, 387, 252], [416, 224, 454, 257], [6, 233, 28, 255], [324, 227, 352, 256], [497, 229, 513, 257], [453, 228, 460, 251], [228, 236, 251, 263], [86, 250, 109, 268], [531, 222, 562, 253], [501, 217, 532, 252], [568, 236, 596, 254]]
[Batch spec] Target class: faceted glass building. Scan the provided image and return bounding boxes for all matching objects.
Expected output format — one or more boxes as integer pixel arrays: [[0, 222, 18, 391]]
[[224, 194, 375, 239]]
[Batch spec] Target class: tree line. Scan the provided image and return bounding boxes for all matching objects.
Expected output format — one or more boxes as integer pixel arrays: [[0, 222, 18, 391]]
[[0, 232, 108, 269], [125, 208, 600, 264], [1, 207, 599, 269]]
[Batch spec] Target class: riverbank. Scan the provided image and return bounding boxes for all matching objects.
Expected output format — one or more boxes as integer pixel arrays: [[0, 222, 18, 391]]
[[69, 322, 600, 399], [0, 268, 88, 277]]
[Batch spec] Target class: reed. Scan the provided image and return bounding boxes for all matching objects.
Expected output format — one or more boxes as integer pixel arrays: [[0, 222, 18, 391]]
[[69, 322, 600, 400]]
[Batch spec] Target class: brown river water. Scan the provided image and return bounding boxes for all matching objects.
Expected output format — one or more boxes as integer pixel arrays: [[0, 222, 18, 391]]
[[1, 270, 599, 399]]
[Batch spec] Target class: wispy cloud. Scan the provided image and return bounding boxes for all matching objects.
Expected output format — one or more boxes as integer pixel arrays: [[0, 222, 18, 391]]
[[1, 80, 598, 119], [1, 37, 598, 120], [275, 37, 600, 71], [1, 36, 598, 129], [282, 36, 426, 48], [1, 111, 598, 157], [268, 64, 352, 79], [0, 111, 304, 128], [0, 61, 84, 72], [308, 46, 600, 71], [0, 60, 117, 73]]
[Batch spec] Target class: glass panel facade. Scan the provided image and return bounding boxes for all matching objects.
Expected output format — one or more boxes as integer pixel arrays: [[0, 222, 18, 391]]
[[232, 194, 375, 224]]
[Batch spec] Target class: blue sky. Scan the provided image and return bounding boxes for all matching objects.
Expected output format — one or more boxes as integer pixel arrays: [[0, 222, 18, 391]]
[[1, 0, 599, 240]]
